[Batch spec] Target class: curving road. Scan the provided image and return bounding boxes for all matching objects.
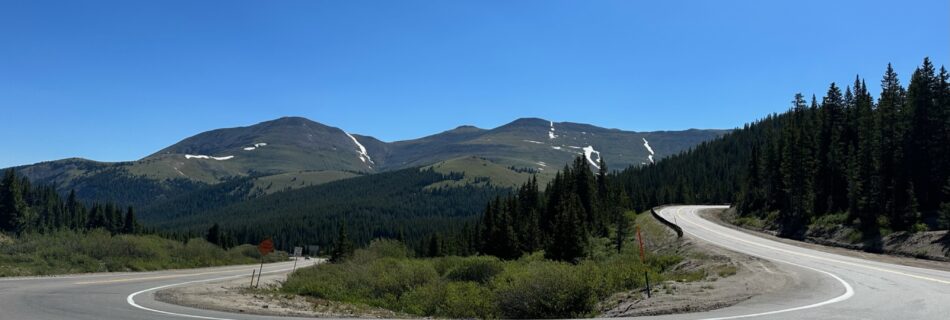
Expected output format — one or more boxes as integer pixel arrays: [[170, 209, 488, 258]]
[[0, 259, 318, 320], [642, 205, 950, 320], [2, 206, 949, 319]]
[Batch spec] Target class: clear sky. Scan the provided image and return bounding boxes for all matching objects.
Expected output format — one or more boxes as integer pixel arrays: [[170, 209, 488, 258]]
[[1, 0, 947, 167]]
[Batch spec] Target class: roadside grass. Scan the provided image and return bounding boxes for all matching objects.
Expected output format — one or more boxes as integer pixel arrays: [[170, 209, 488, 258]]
[[0, 229, 287, 277], [283, 211, 699, 319]]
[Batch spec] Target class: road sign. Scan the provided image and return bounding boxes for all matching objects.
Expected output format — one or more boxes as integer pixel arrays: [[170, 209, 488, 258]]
[[258, 237, 274, 256], [293, 246, 303, 257]]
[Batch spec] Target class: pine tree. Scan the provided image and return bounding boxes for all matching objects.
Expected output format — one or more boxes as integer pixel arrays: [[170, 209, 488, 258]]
[[545, 194, 588, 262], [206, 223, 222, 246], [0, 169, 31, 233], [817, 83, 848, 214], [877, 63, 908, 229], [612, 190, 631, 254], [427, 234, 443, 257], [905, 58, 941, 211], [330, 220, 354, 262], [123, 206, 137, 234], [778, 93, 816, 237], [848, 78, 882, 237]]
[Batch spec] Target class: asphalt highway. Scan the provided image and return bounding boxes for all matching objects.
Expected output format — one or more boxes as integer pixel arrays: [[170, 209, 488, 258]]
[[641, 205, 950, 320], [0, 259, 318, 320], [3, 206, 949, 319]]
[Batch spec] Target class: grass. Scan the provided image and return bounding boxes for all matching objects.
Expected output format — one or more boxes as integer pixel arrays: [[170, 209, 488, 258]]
[[0, 229, 288, 277], [252, 170, 361, 194], [283, 213, 691, 319], [424, 156, 553, 189]]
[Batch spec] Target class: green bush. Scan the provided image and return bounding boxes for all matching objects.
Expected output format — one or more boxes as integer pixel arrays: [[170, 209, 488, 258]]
[[492, 260, 598, 318], [444, 256, 504, 283], [284, 240, 679, 319], [442, 281, 496, 318], [0, 229, 280, 277]]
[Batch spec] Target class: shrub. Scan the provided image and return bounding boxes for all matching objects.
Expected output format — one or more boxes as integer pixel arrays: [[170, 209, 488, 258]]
[[492, 260, 598, 318], [0, 230, 273, 276], [443, 281, 497, 318], [445, 256, 504, 283]]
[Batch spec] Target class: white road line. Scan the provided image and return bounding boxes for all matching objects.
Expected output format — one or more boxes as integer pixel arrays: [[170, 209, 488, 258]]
[[666, 206, 854, 319], [126, 264, 297, 320], [675, 206, 950, 285]]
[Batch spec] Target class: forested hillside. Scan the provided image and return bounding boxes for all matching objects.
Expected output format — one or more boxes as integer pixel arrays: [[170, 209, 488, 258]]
[[475, 156, 631, 262], [150, 167, 510, 253], [616, 58, 950, 240], [0, 169, 141, 235]]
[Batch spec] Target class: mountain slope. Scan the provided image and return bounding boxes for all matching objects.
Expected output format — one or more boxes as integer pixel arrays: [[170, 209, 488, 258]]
[[9, 116, 726, 205]]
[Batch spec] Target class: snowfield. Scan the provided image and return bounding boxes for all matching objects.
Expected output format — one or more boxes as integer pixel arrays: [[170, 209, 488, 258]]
[[642, 138, 655, 164], [344, 131, 374, 165], [185, 154, 234, 161], [582, 145, 602, 169], [243, 142, 267, 151]]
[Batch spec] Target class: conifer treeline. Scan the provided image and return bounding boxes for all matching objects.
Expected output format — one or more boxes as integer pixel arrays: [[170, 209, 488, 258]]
[[475, 157, 632, 262], [0, 169, 142, 235], [615, 58, 950, 237]]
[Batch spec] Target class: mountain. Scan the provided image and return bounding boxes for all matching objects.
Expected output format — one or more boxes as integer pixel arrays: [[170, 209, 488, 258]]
[[381, 117, 725, 172], [8, 116, 727, 206]]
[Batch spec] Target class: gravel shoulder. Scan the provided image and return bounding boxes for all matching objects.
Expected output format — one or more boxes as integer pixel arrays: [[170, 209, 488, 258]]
[[600, 209, 797, 317], [154, 260, 405, 318]]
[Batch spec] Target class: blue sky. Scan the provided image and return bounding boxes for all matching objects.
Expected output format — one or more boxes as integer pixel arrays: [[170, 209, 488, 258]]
[[1, 0, 947, 167]]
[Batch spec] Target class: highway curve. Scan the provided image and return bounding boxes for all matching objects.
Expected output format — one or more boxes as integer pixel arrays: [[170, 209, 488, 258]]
[[642, 205, 950, 320], [2, 206, 949, 319], [0, 259, 318, 320]]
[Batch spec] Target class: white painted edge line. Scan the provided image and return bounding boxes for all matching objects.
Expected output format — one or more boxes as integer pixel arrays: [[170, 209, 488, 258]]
[[667, 207, 853, 319], [127, 264, 297, 320], [675, 206, 950, 285]]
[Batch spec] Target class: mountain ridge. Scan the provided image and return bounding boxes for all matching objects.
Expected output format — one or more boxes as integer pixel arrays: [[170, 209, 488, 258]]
[[8, 116, 729, 206]]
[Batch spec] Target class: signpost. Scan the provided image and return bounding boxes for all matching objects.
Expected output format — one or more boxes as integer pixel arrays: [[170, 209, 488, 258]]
[[255, 237, 274, 287], [636, 226, 651, 298], [292, 246, 303, 272]]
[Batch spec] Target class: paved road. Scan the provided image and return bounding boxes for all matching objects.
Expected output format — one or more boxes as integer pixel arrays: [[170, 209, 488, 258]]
[[0, 259, 319, 320], [4, 206, 949, 319], [643, 205, 950, 320]]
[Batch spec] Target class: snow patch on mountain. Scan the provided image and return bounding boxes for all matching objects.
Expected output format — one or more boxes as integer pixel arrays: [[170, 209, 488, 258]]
[[548, 121, 558, 139], [551, 146, 562, 150], [582, 145, 601, 169], [537, 161, 547, 167], [243, 142, 268, 151], [523, 140, 545, 144], [642, 138, 655, 164], [185, 154, 234, 161], [344, 131, 374, 165]]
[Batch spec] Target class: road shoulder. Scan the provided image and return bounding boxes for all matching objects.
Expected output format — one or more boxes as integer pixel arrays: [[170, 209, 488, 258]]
[[704, 208, 950, 273], [600, 212, 797, 317], [153, 264, 405, 318]]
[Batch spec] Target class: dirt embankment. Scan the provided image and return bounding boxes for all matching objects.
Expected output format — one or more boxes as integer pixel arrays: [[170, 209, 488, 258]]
[[600, 210, 796, 317]]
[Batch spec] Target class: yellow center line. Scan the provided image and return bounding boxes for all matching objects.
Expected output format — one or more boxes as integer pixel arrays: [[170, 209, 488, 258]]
[[674, 206, 950, 286]]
